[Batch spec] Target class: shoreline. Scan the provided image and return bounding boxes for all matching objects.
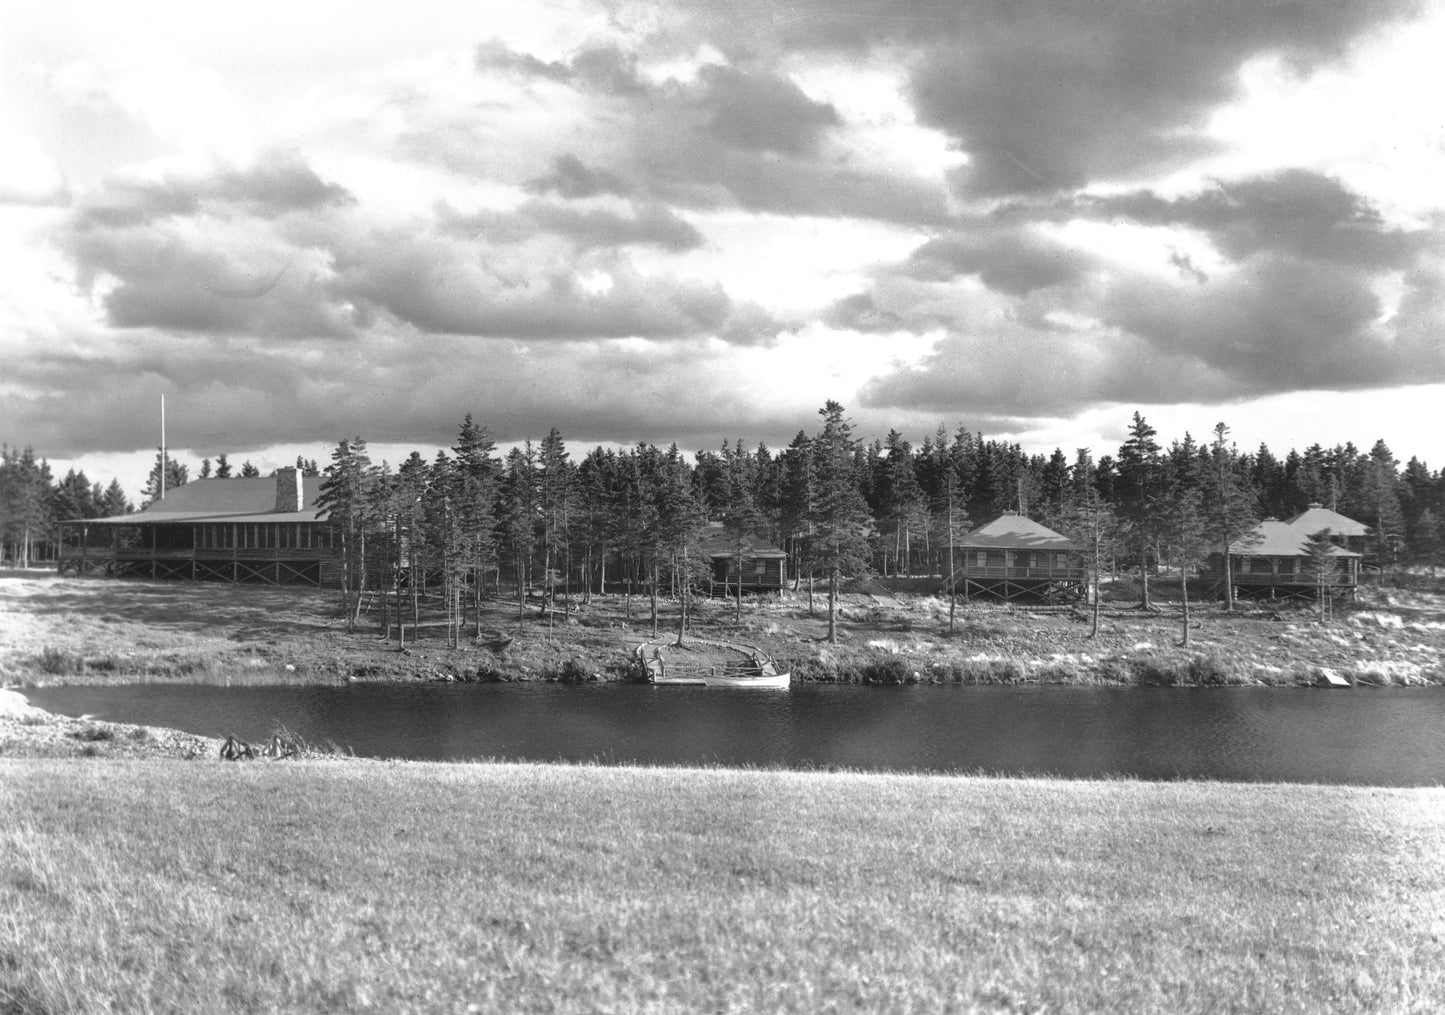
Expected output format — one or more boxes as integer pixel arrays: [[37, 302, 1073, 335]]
[[4, 573, 1445, 694]]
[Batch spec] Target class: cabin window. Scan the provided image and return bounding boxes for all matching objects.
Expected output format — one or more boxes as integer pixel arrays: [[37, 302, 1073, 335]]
[[754, 560, 766, 575]]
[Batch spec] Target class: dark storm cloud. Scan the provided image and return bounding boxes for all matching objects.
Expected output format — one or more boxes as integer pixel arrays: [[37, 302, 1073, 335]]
[[695, 64, 841, 156], [1100, 254, 1394, 388], [62, 214, 354, 339], [823, 292, 904, 333], [859, 246, 1445, 419], [1085, 171, 1423, 268], [525, 155, 633, 199], [343, 229, 744, 340], [467, 38, 945, 225], [675, 0, 1418, 198], [904, 225, 1098, 294]]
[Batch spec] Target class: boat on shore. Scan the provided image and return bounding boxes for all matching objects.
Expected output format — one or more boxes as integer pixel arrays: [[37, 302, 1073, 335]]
[[634, 642, 791, 688]]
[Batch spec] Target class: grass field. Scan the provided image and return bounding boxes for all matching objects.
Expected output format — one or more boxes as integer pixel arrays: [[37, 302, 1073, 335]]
[[3, 760, 1444, 1014]]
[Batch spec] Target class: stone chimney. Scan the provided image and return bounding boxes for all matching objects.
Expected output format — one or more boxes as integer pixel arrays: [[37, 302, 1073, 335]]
[[275, 467, 304, 513]]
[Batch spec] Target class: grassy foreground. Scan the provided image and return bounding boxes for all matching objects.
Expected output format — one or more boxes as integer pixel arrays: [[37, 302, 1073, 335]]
[[3, 761, 1444, 1014]]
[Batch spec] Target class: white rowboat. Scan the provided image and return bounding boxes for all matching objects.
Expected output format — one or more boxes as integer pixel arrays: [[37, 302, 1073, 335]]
[[635, 642, 791, 688]]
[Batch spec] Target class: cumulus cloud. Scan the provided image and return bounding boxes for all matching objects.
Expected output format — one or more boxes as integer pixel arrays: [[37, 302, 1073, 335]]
[[1085, 170, 1424, 268]]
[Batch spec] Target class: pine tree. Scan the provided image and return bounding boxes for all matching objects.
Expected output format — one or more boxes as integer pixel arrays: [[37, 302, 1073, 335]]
[[215, 453, 232, 479], [99, 478, 132, 517], [814, 401, 872, 644], [395, 452, 431, 641], [1115, 412, 1162, 609], [1060, 488, 1120, 638], [498, 444, 538, 628], [52, 468, 97, 522], [1363, 439, 1405, 578], [140, 449, 189, 508], [1205, 423, 1260, 612], [1303, 529, 1339, 624], [318, 436, 374, 631], [0, 447, 52, 568], [721, 439, 763, 622], [1162, 487, 1208, 647], [940, 471, 969, 634], [880, 430, 927, 576], [240, 461, 260, 478], [1409, 508, 1443, 574], [537, 428, 573, 627], [452, 414, 499, 635], [779, 431, 816, 604]]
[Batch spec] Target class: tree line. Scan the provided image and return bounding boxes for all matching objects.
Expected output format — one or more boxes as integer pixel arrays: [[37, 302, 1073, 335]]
[[4, 402, 1442, 608], [311, 403, 1445, 645]]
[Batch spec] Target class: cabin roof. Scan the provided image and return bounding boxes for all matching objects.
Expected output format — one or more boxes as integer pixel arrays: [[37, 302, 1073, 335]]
[[1284, 503, 1371, 538], [694, 522, 787, 559], [1238, 519, 1361, 557], [958, 513, 1075, 551], [78, 476, 325, 525]]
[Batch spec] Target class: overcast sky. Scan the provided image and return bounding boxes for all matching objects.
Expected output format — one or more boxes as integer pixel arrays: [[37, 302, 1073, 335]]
[[5, 0, 1445, 498]]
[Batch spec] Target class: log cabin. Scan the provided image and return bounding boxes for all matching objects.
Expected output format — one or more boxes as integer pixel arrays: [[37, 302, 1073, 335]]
[[947, 512, 1085, 603], [694, 522, 787, 595], [56, 468, 340, 587]]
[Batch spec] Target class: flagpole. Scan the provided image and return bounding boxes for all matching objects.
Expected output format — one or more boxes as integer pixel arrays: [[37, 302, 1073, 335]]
[[160, 394, 166, 500]]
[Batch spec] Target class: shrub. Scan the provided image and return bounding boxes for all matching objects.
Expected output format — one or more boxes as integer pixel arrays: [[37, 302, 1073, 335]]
[[70, 724, 115, 743], [1186, 655, 1241, 686], [558, 658, 592, 683], [859, 655, 911, 684], [1128, 654, 1179, 686], [37, 646, 81, 675]]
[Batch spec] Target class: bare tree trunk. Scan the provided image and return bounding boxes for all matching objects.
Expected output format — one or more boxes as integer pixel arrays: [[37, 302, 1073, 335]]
[[516, 556, 526, 629], [735, 547, 743, 624], [650, 562, 659, 639], [675, 548, 689, 647], [1181, 556, 1191, 648], [827, 557, 839, 644]]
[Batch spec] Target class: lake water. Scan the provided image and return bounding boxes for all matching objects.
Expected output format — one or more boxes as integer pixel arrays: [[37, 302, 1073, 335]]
[[24, 682, 1445, 786]]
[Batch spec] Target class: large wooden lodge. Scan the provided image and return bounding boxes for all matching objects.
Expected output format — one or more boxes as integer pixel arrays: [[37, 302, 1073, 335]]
[[57, 468, 339, 587]]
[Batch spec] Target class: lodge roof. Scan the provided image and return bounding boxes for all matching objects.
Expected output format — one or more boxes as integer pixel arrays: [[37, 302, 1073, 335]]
[[1284, 502, 1371, 538], [78, 475, 326, 525], [1238, 519, 1361, 558], [695, 522, 787, 559], [958, 513, 1075, 551]]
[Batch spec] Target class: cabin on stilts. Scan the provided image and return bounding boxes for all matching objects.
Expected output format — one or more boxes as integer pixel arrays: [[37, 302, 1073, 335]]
[[694, 522, 787, 597], [946, 512, 1085, 604], [1283, 502, 1380, 566], [1202, 518, 1361, 602], [56, 468, 340, 588]]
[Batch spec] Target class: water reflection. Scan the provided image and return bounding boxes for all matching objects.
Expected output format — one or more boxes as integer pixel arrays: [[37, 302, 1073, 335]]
[[24, 682, 1445, 787]]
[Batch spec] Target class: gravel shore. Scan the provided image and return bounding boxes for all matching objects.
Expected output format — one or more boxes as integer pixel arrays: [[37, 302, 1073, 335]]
[[0, 687, 222, 760]]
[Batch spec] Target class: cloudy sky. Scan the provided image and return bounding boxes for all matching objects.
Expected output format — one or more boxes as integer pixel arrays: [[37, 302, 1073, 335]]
[[4, 0, 1445, 497]]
